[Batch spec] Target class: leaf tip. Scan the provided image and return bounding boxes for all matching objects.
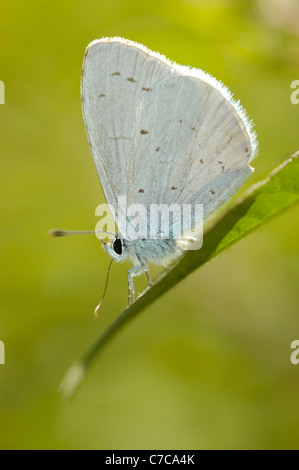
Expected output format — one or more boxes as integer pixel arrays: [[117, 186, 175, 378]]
[[59, 360, 86, 401]]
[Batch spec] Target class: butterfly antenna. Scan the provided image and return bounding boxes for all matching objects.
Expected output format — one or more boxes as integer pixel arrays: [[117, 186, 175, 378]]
[[49, 229, 116, 238], [94, 258, 114, 319]]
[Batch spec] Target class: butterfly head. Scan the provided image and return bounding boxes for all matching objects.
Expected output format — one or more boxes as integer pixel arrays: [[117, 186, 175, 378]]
[[102, 236, 128, 262]]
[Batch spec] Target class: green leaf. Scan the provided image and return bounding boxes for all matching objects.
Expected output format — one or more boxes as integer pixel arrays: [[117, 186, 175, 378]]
[[60, 151, 299, 400]]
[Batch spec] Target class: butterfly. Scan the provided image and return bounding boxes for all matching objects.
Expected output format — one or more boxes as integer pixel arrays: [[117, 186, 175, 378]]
[[52, 37, 257, 308]]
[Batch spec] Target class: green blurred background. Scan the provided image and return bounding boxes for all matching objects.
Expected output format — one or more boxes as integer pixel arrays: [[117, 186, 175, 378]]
[[0, 0, 299, 450]]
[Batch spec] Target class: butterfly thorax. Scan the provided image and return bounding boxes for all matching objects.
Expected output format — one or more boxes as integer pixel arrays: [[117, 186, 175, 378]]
[[104, 237, 182, 267]]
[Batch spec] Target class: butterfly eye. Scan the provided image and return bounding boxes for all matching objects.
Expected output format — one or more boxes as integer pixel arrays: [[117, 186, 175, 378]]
[[113, 238, 122, 255]]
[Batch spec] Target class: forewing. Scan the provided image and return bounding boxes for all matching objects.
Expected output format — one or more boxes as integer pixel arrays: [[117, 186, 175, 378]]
[[81, 38, 256, 240]]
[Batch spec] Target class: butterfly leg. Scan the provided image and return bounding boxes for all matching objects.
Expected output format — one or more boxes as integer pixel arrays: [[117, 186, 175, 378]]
[[127, 261, 152, 305], [127, 264, 143, 305], [135, 252, 152, 290]]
